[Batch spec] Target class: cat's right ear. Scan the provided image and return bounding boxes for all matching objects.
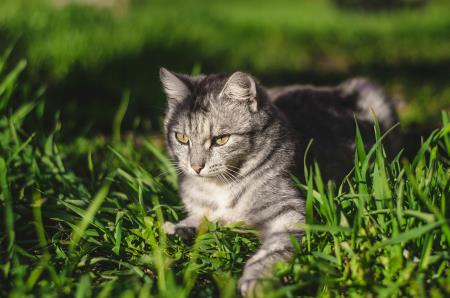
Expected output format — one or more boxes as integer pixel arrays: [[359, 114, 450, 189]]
[[159, 67, 191, 105]]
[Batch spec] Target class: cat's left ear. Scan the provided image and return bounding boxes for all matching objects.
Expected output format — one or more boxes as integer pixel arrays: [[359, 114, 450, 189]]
[[159, 67, 192, 105], [220, 72, 258, 112]]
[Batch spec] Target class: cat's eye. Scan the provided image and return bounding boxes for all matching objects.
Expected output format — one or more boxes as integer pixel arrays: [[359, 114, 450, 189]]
[[175, 132, 189, 144], [214, 135, 230, 146]]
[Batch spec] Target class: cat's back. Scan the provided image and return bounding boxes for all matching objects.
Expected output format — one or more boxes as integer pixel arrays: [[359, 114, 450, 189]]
[[268, 78, 397, 133], [267, 78, 399, 181], [268, 84, 357, 132]]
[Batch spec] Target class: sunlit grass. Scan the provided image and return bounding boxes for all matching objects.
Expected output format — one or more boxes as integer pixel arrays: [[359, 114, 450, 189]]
[[1, 52, 449, 297], [1, 0, 448, 131]]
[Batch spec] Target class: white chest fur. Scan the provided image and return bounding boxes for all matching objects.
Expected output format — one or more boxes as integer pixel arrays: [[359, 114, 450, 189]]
[[182, 178, 246, 224]]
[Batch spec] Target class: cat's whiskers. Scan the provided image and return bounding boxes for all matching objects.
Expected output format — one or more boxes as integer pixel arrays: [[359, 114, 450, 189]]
[[156, 162, 183, 178], [223, 171, 240, 186]]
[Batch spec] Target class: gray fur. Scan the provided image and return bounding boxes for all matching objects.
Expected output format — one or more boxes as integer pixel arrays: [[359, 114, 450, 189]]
[[159, 68, 398, 295]]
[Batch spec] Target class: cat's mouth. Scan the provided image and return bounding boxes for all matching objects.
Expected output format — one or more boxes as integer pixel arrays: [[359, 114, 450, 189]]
[[186, 169, 240, 182], [186, 171, 222, 179], [184, 163, 241, 181]]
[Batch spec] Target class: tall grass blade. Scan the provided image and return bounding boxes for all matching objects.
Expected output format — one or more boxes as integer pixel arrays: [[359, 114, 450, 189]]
[[112, 91, 130, 143], [69, 177, 113, 252]]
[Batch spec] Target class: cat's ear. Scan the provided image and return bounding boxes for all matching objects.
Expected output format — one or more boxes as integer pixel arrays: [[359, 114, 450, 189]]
[[159, 67, 192, 105], [220, 72, 258, 112]]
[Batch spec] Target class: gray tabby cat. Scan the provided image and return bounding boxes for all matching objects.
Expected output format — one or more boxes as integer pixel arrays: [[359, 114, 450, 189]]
[[159, 68, 397, 295]]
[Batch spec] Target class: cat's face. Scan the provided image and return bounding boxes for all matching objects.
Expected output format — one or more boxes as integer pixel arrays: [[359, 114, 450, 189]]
[[160, 68, 270, 180]]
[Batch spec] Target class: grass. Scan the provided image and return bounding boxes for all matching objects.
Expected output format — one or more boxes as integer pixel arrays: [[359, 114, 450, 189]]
[[1, 53, 450, 297], [1, 0, 449, 76], [0, 0, 449, 131]]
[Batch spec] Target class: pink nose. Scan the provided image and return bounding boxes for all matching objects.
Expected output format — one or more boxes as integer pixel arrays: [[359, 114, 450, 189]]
[[191, 164, 204, 174]]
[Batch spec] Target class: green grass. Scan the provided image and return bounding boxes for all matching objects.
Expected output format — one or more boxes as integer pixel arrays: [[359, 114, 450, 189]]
[[0, 0, 449, 130], [1, 53, 450, 297], [1, 0, 449, 76]]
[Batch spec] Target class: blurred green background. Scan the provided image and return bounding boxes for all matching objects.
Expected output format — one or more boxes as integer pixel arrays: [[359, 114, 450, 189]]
[[0, 0, 449, 136]]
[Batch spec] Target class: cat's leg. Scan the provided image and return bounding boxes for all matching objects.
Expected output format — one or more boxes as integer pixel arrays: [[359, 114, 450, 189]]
[[163, 216, 201, 239], [239, 212, 303, 296]]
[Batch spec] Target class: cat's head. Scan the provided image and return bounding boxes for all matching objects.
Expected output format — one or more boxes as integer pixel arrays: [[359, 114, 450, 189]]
[[159, 67, 272, 180]]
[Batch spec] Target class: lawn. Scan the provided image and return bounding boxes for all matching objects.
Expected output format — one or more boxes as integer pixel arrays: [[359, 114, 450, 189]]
[[1, 51, 450, 298], [1, 0, 450, 297]]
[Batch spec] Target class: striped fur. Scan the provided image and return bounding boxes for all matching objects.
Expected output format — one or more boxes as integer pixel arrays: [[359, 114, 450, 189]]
[[159, 68, 398, 295]]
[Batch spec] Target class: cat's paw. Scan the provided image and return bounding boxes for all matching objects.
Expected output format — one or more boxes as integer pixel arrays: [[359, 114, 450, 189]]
[[238, 277, 259, 297], [162, 222, 196, 239], [163, 221, 177, 235]]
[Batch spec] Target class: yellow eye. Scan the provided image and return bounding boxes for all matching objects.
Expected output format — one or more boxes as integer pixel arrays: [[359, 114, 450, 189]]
[[214, 135, 230, 146], [175, 132, 189, 144]]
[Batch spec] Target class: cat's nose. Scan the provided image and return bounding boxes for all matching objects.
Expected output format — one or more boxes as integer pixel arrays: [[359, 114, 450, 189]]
[[191, 164, 204, 174]]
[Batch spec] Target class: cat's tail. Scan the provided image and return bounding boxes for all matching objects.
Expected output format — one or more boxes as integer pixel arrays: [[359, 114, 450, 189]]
[[339, 77, 402, 154], [339, 78, 398, 132]]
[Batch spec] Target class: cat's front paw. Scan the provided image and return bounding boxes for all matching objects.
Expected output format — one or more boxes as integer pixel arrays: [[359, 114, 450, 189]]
[[238, 277, 260, 297], [163, 222, 196, 239], [163, 221, 177, 235]]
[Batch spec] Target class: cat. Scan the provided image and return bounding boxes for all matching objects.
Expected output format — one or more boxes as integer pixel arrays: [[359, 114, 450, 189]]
[[159, 68, 398, 296]]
